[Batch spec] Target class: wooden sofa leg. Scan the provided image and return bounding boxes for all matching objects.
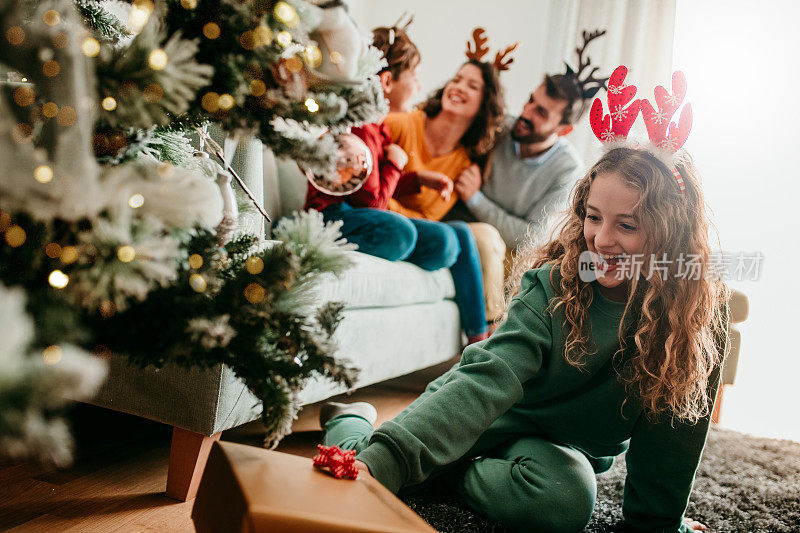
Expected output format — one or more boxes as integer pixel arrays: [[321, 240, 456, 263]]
[[711, 385, 726, 425], [165, 427, 221, 501]]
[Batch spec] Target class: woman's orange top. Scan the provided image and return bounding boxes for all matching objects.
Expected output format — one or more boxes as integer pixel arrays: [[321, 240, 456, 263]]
[[384, 110, 472, 220]]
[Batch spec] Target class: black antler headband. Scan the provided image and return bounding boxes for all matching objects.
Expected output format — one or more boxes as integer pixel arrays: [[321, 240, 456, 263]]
[[563, 29, 609, 99]]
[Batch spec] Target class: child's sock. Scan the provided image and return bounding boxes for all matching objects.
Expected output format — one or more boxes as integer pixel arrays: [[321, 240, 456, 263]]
[[466, 332, 489, 345]]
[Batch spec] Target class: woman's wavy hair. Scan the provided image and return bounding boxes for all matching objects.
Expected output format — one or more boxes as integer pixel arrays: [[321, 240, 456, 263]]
[[509, 147, 729, 423], [420, 59, 505, 165]]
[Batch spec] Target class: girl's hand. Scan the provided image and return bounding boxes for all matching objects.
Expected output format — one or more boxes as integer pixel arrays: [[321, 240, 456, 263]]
[[384, 143, 408, 170], [416, 170, 453, 200], [683, 517, 707, 531], [454, 163, 481, 201]]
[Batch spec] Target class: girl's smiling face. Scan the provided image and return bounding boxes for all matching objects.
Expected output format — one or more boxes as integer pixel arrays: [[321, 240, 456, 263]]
[[583, 171, 648, 301]]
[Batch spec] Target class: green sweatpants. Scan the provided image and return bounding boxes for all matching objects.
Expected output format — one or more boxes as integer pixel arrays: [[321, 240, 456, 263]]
[[323, 370, 612, 533]]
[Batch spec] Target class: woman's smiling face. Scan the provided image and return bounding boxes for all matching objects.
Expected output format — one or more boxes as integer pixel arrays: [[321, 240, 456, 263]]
[[441, 63, 484, 120], [583, 171, 648, 301]]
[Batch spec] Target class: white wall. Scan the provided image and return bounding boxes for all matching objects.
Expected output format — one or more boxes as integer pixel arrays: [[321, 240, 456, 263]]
[[346, 0, 559, 120], [674, 0, 800, 443]]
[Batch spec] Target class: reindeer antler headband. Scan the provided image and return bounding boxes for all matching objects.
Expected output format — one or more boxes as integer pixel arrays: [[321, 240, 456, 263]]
[[386, 12, 414, 45], [590, 65, 693, 194], [465, 28, 519, 72], [564, 29, 610, 99]]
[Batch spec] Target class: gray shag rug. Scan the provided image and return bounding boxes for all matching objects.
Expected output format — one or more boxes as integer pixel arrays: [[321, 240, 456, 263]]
[[402, 427, 800, 532]]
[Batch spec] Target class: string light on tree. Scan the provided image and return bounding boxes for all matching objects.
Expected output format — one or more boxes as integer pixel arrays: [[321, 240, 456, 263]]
[[276, 31, 292, 48], [102, 96, 117, 111], [6, 26, 24, 45], [285, 56, 303, 73], [128, 0, 154, 33], [254, 25, 273, 46], [42, 102, 59, 118], [244, 282, 266, 304], [188, 254, 203, 269], [274, 2, 299, 27], [203, 22, 220, 40], [42, 345, 63, 365], [99, 300, 116, 318], [81, 37, 100, 57], [249, 79, 266, 97], [117, 245, 136, 263], [201, 92, 220, 112], [128, 193, 144, 208], [180, 0, 197, 9], [56, 106, 76, 127], [13, 86, 35, 107], [48, 269, 69, 289], [303, 44, 322, 68], [245, 256, 264, 274], [5, 225, 26, 247], [52, 32, 68, 49], [218, 94, 235, 111], [148, 49, 168, 70], [34, 165, 53, 183], [43, 10, 61, 26], [60, 246, 79, 265], [189, 273, 207, 292], [305, 98, 319, 113], [45, 242, 62, 258], [42, 60, 60, 77]]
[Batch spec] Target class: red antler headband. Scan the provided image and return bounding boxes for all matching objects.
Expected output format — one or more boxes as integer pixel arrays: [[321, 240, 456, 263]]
[[590, 65, 693, 194]]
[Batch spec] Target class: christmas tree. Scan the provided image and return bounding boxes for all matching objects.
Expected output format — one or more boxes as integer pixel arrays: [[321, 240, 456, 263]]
[[0, 0, 382, 463]]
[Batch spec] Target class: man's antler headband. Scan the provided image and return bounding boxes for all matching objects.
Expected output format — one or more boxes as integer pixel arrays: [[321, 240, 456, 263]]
[[590, 65, 693, 194], [465, 28, 519, 72], [564, 29, 609, 99]]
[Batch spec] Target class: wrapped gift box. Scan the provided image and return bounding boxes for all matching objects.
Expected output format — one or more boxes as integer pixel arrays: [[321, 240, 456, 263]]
[[192, 441, 437, 533]]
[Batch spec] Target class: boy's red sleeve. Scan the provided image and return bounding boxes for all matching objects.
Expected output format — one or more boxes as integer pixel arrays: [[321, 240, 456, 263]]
[[393, 172, 421, 197], [369, 159, 404, 208]]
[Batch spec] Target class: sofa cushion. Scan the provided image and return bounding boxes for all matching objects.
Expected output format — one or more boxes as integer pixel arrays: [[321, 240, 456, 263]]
[[317, 251, 455, 309]]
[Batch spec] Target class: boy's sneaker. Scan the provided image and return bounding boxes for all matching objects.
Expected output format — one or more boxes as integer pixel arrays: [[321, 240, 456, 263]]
[[318, 401, 378, 428]]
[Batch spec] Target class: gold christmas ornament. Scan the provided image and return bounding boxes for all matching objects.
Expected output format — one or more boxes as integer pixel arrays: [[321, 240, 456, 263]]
[[305, 133, 372, 196]]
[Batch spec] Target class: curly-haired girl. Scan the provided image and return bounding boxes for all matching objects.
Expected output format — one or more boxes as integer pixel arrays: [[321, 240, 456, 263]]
[[320, 131, 729, 531]]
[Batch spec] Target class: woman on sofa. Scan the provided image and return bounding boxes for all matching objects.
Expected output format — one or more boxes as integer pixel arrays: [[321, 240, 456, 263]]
[[304, 21, 491, 344], [382, 58, 506, 342]]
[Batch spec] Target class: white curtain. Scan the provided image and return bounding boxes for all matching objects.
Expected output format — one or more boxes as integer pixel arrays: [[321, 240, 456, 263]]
[[544, 0, 677, 162]]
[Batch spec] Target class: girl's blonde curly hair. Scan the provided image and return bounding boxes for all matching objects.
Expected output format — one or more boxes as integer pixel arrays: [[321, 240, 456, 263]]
[[508, 146, 729, 423]]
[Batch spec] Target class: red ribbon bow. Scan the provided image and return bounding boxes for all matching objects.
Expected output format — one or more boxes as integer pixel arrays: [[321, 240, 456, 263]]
[[312, 444, 359, 480]]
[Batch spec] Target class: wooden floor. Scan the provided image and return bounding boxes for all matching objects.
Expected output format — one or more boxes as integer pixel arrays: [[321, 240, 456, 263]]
[[0, 359, 456, 532]]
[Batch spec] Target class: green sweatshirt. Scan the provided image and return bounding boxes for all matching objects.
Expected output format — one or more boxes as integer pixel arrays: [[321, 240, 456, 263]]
[[358, 266, 721, 533]]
